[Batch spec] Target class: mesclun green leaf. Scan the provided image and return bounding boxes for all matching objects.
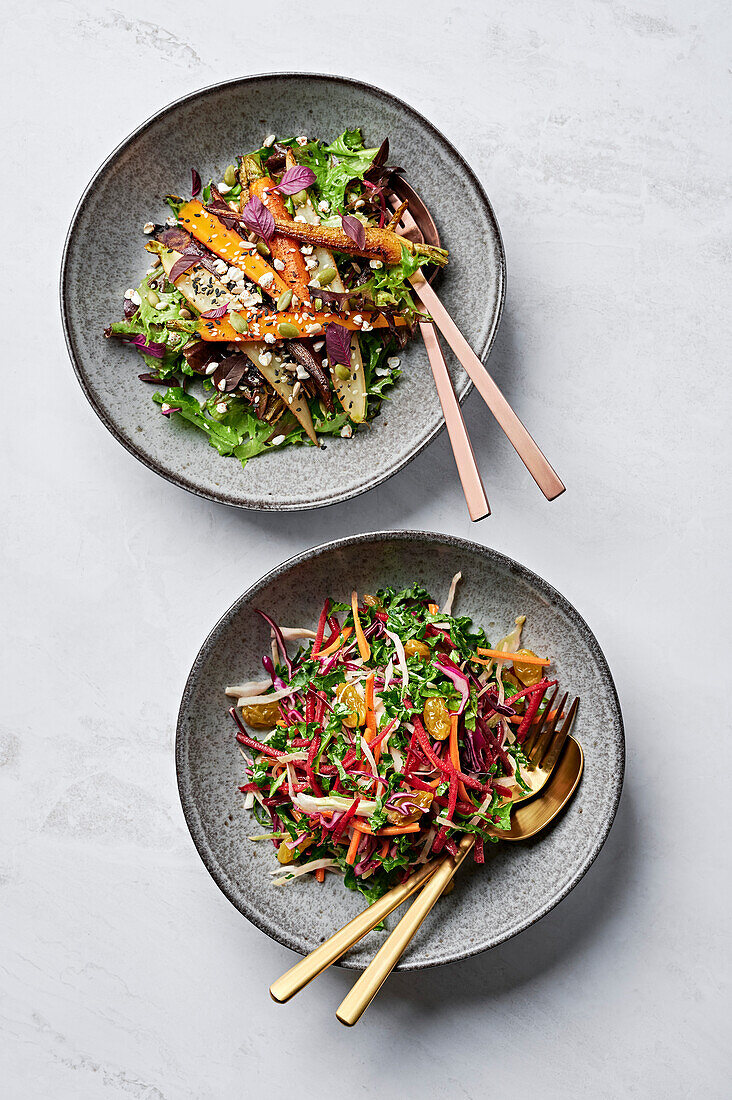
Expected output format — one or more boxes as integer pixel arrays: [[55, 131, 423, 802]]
[[152, 388, 241, 455], [296, 128, 381, 214]]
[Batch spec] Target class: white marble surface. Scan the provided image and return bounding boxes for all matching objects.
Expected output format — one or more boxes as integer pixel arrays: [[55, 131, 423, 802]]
[[3, 1, 730, 1096]]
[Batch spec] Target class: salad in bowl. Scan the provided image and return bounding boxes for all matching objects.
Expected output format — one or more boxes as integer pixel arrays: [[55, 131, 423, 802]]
[[107, 130, 447, 469]]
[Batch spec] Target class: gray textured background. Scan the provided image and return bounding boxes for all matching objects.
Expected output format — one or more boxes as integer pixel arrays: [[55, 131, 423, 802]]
[[3, 1, 730, 1097]]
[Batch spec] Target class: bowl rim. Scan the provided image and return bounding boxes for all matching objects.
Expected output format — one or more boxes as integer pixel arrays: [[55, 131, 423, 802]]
[[60, 71, 506, 511], [176, 530, 625, 970]]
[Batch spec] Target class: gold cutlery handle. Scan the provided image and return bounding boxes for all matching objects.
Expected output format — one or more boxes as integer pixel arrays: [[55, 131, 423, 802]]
[[270, 861, 438, 1003], [336, 835, 475, 1025], [410, 273, 565, 501]]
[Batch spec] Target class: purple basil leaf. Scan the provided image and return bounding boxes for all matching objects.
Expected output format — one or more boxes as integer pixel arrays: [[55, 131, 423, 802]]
[[138, 372, 166, 383], [341, 214, 366, 250], [169, 253, 200, 282], [325, 322, 352, 368], [191, 168, 202, 197], [212, 354, 249, 393], [201, 303, 230, 320], [240, 195, 275, 242], [131, 335, 166, 358], [274, 165, 316, 196]]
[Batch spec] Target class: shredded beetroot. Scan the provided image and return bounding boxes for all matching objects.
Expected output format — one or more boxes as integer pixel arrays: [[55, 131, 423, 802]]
[[474, 837, 485, 863], [516, 681, 554, 742], [230, 708, 286, 758], [332, 797, 361, 839], [311, 599, 330, 658], [305, 734, 323, 797]]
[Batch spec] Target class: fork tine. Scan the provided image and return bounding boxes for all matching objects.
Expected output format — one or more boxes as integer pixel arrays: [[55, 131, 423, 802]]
[[539, 696, 579, 772], [530, 692, 567, 766], [522, 686, 558, 759]]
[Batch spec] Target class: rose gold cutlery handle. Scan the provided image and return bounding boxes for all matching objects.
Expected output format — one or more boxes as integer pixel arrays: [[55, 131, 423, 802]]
[[336, 835, 475, 1026], [270, 861, 438, 1003], [410, 273, 565, 500], [419, 321, 490, 521]]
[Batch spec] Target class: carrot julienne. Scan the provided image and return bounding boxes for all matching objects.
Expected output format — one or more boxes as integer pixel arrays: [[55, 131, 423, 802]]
[[475, 648, 551, 666]]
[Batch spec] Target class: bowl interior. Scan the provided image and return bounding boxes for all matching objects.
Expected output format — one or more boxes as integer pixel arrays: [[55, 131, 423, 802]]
[[177, 533, 624, 969], [62, 74, 505, 509]]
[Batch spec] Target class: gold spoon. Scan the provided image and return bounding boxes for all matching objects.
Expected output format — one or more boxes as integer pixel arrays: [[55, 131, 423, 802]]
[[335, 733, 583, 1026]]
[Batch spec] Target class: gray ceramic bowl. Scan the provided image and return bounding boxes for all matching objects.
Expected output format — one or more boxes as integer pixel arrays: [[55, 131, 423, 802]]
[[61, 74, 505, 510], [177, 532, 624, 969]]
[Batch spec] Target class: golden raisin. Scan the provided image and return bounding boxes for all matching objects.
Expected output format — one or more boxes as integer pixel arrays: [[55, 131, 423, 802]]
[[512, 649, 543, 687], [387, 789, 434, 825], [423, 696, 451, 740], [276, 834, 312, 864], [362, 593, 381, 608], [336, 682, 366, 728], [404, 639, 431, 661], [239, 700, 281, 729]]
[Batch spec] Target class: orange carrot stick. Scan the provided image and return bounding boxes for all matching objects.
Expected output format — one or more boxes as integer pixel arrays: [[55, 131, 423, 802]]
[[356, 823, 421, 837], [475, 648, 551, 666], [364, 673, 377, 743], [315, 867, 325, 883], [351, 591, 371, 662], [449, 713, 471, 805], [318, 626, 353, 657], [345, 827, 362, 865]]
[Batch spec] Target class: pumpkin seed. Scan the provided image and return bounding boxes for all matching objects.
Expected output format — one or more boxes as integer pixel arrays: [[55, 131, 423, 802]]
[[146, 289, 160, 306], [316, 267, 337, 287], [256, 241, 271, 257], [228, 313, 249, 333], [276, 290, 293, 311], [223, 163, 237, 186], [277, 322, 300, 338], [334, 363, 350, 381], [292, 189, 308, 206]]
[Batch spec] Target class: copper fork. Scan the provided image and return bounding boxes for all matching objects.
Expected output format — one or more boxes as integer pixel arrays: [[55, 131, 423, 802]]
[[390, 191, 565, 501]]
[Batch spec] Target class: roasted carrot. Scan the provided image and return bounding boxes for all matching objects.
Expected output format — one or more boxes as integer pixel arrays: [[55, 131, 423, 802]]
[[351, 591, 371, 662], [243, 156, 312, 303], [177, 200, 290, 299], [315, 867, 325, 883], [379, 839, 390, 859], [196, 307, 402, 343], [476, 648, 551, 666], [270, 215, 448, 266]]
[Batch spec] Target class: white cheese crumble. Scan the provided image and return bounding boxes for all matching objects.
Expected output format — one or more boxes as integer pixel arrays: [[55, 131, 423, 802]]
[[143, 222, 155, 234], [259, 272, 274, 288], [264, 333, 276, 344], [296, 135, 308, 146], [259, 351, 272, 366]]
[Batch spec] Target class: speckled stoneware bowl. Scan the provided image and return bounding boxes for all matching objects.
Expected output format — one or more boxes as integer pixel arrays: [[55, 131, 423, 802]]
[[177, 532, 624, 969], [61, 74, 505, 510]]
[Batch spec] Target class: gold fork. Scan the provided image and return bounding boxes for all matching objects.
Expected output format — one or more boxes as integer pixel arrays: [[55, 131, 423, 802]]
[[270, 691, 578, 1005], [334, 694, 580, 1025]]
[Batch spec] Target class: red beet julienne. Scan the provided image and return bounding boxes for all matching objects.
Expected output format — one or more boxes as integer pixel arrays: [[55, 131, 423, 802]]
[[226, 578, 567, 894]]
